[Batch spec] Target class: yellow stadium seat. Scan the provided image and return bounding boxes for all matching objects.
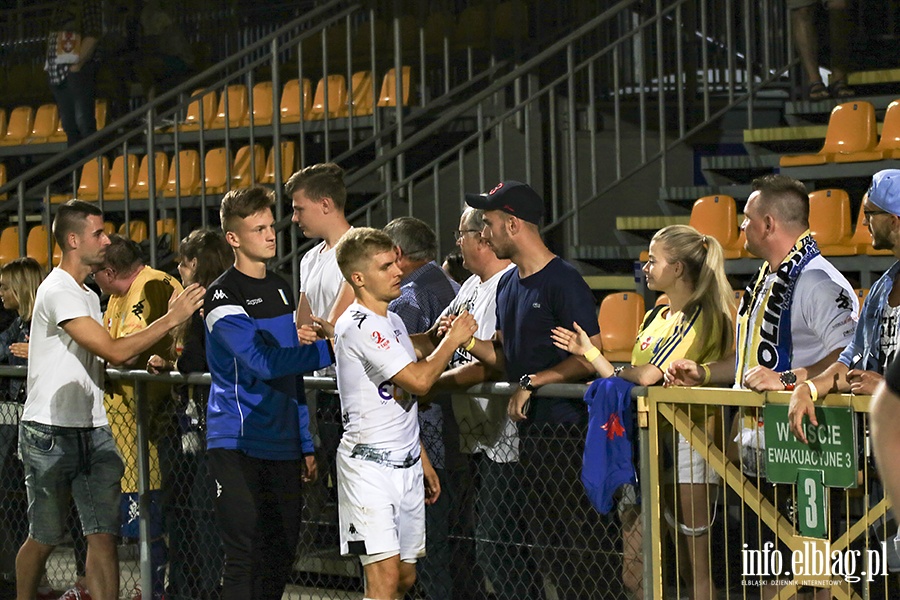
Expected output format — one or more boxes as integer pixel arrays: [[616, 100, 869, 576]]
[[178, 89, 217, 131], [118, 220, 148, 243], [689, 195, 742, 259], [164, 150, 201, 197], [309, 75, 347, 120], [780, 101, 877, 167], [50, 157, 110, 203], [156, 218, 178, 251], [211, 84, 249, 129], [103, 221, 116, 235], [0, 227, 19, 266], [342, 71, 375, 117], [377, 67, 411, 108], [250, 81, 274, 126], [132, 152, 169, 199], [26, 225, 56, 270], [0, 106, 34, 146], [0, 109, 7, 138], [263, 142, 296, 184], [203, 148, 231, 194], [95, 99, 107, 130], [232, 145, 266, 188], [104, 155, 140, 201], [598, 292, 645, 363], [25, 104, 59, 144], [279, 78, 313, 123], [808, 189, 854, 255]]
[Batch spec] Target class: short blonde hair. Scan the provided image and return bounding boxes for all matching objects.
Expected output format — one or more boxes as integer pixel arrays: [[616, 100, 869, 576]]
[[335, 228, 395, 284]]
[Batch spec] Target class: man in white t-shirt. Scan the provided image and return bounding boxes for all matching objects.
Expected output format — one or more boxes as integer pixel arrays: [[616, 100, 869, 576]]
[[431, 206, 538, 599], [331, 227, 477, 600], [15, 200, 204, 600]]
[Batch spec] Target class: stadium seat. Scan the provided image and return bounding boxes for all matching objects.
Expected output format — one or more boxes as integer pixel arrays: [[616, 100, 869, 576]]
[[263, 142, 296, 184], [51, 157, 109, 203], [0, 163, 6, 201], [0, 109, 7, 138], [25, 104, 59, 144], [495, 0, 529, 42], [211, 84, 249, 129], [104, 154, 140, 200], [424, 11, 456, 56], [0, 106, 34, 146], [250, 81, 274, 126], [834, 99, 900, 162], [855, 288, 869, 315], [156, 218, 178, 251], [779, 101, 877, 167], [598, 292, 645, 363], [132, 152, 169, 199], [178, 89, 218, 131], [377, 66, 411, 107], [232, 144, 266, 188], [688, 195, 741, 259], [203, 148, 231, 194], [342, 71, 375, 117], [119, 220, 148, 243], [103, 221, 116, 235], [808, 189, 854, 255], [49, 99, 109, 143], [0, 227, 19, 266], [26, 225, 56, 270], [279, 78, 313, 123], [309, 75, 347, 120], [164, 150, 201, 197]]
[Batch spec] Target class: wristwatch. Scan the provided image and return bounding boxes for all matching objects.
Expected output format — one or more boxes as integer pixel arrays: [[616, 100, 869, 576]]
[[519, 374, 537, 392], [779, 370, 797, 391]]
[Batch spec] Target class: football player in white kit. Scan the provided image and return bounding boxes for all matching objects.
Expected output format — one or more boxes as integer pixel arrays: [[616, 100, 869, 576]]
[[329, 227, 477, 600]]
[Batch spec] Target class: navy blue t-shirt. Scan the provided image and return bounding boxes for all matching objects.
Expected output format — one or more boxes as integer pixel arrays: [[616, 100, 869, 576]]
[[495, 256, 600, 425]]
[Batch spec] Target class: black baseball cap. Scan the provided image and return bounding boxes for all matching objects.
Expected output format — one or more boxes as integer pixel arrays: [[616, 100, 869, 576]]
[[464, 180, 544, 225]]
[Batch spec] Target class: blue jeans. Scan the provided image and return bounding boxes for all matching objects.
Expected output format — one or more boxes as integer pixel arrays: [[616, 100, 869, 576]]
[[19, 421, 124, 545]]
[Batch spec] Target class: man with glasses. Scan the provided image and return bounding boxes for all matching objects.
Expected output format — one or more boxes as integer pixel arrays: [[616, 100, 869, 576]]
[[789, 169, 900, 440]]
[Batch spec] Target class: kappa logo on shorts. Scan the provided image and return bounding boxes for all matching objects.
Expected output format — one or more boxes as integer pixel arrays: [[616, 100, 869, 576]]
[[212, 289, 227, 301]]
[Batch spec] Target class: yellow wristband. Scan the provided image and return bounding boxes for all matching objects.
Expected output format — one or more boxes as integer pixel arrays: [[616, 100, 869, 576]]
[[802, 380, 818, 402], [583, 346, 601, 363], [699, 363, 711, 386], [464, 336, 477, 352]]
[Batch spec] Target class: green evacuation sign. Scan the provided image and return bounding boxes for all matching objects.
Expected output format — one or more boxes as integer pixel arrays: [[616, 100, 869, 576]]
[[762, 405, 858, 489]]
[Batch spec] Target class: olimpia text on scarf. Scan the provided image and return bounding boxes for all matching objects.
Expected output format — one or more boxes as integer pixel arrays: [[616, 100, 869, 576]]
[[734, 231, 821, 383]]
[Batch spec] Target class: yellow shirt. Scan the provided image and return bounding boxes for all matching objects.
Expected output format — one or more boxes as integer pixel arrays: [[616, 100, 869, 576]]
[[103, 267, 183, 492]]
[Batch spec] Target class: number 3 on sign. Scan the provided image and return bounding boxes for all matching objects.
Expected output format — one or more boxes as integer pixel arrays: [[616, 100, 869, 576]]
[[797, 468, 827, 538]]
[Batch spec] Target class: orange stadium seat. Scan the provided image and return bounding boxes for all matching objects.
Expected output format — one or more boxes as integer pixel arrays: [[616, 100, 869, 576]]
[[132, 153, 169, 199], [51, 157, 109, 203], [0, 227, 19, 266], [232, 144, 266, 188], [165, 150, 201, 197], [263, 142, 296, 184], [807, 189, 854, 255], [835, 99, 900, 163], [309, 75, 347, 120], [119, 220, 148, 243], [279, 78, 313, 123], [0, 106, 34, 146], [156, 218, 178, 251], [250, 81, 274, 126], [104, 154, 140, 200], [780, 101, 877, 167], [855, 288, 869, 314], [48, 99, 108, 142], [688, 195, 742, 258], [0, 109, 7, 138], [203, 148, 231, 194], [211, 84, 249, 129], [598, 292, 645, 363], [103, 221, 116, 235], [26, 225, 56, 270], [377, 67, 411, 107], [178, 89, 217, 131], [342, 71, 375, 117]]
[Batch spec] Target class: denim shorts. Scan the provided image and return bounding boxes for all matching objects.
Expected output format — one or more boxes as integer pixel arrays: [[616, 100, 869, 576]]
[[19, 421, 125, 545]]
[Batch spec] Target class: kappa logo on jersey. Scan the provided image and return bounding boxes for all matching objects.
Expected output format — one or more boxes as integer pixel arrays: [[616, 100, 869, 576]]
[[351, 310, 367, 329], [640, 336, 652, 351], [212, 289, 227, 301], [131, 299, 145, 318], [372, 330, 391, 350]]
